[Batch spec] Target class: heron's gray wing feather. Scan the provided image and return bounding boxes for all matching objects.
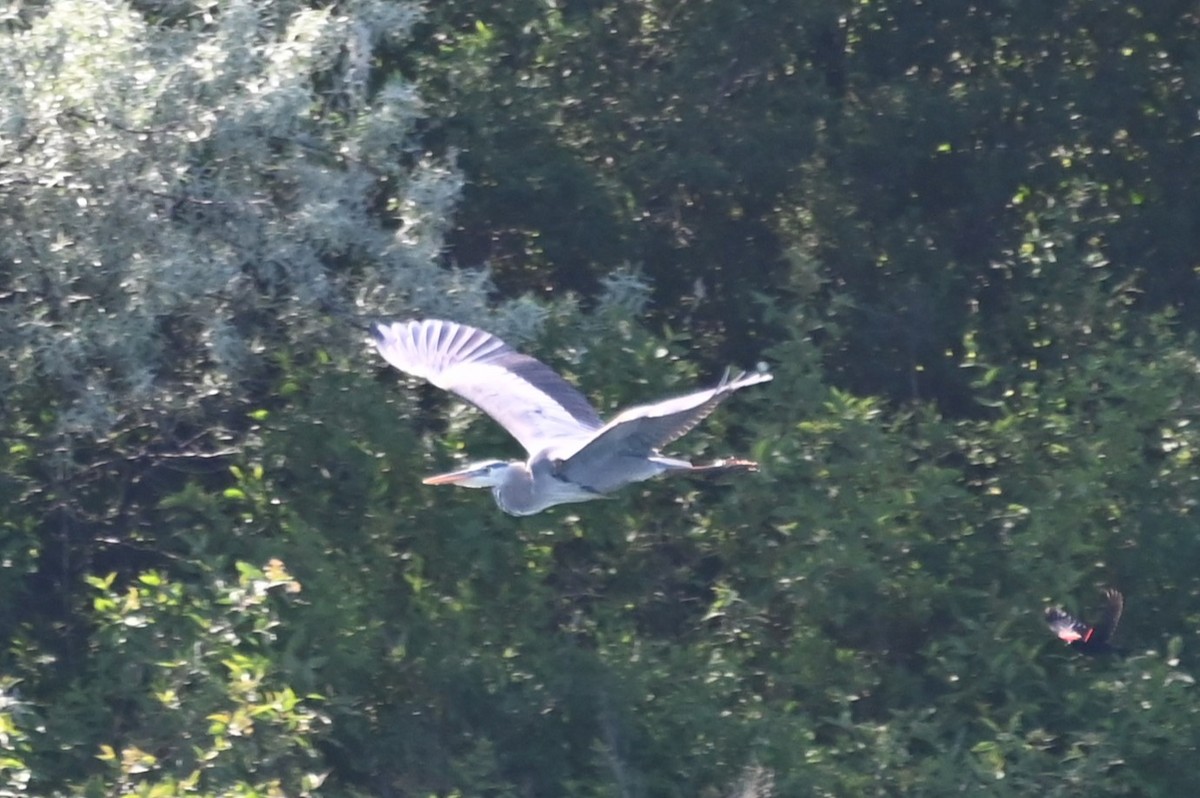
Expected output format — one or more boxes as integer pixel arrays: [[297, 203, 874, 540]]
[[558, 371, 772, 483], [373, 320, 603, 454]]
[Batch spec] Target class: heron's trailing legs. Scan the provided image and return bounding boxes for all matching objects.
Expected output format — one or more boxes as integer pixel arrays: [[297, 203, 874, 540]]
[[686, 457, 760, 476]]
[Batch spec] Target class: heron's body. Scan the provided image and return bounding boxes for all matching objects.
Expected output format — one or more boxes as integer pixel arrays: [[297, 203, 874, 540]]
[[372, 319, 771, 515]]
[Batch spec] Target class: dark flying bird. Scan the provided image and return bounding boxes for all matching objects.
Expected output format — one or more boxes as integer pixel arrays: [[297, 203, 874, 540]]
[[1045, 588, 1125, 655], [372, 319, 772, 515]]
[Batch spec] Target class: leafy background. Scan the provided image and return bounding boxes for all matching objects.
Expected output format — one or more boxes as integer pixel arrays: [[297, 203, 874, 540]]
[[2, 0, 1199, 795]]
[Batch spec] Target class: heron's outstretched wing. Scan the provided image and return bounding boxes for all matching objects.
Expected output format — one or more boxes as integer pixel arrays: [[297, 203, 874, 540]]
[[558, 370, 772, 480], [373, 319, 603, 454]]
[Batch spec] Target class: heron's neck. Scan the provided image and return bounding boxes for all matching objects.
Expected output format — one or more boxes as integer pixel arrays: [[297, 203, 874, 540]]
[[494, 462, 535, 514]]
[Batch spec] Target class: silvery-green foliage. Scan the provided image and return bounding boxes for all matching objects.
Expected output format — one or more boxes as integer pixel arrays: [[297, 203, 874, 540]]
[[727, 765, 774, 798], [0, 0, 535, 437], [596, 266, 653, 318]]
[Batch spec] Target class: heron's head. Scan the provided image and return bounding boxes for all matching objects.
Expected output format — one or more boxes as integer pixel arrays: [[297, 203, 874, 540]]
[[422, 459, 514, 489]]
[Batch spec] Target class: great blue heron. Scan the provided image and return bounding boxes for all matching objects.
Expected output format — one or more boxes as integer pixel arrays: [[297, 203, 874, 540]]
[[372, 319, 772, 516]]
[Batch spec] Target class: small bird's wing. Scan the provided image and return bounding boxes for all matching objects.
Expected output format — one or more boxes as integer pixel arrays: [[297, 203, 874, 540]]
[[1045, 606, 1089, 644], [373, 320, 603, 454], [1091, 588, 1124, 645], [557, 370, 772, 479]]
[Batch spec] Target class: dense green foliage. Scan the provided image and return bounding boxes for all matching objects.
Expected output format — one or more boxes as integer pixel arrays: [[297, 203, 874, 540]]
[[3, 0, 1200, 796], [412, 0, 1200, 411]]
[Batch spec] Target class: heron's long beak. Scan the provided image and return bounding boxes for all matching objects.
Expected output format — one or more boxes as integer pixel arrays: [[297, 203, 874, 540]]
[[422, 465, 495, 488]]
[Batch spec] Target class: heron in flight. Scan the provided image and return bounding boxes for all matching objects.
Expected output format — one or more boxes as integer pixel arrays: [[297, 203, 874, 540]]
[[372, 319, 772, 515]]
